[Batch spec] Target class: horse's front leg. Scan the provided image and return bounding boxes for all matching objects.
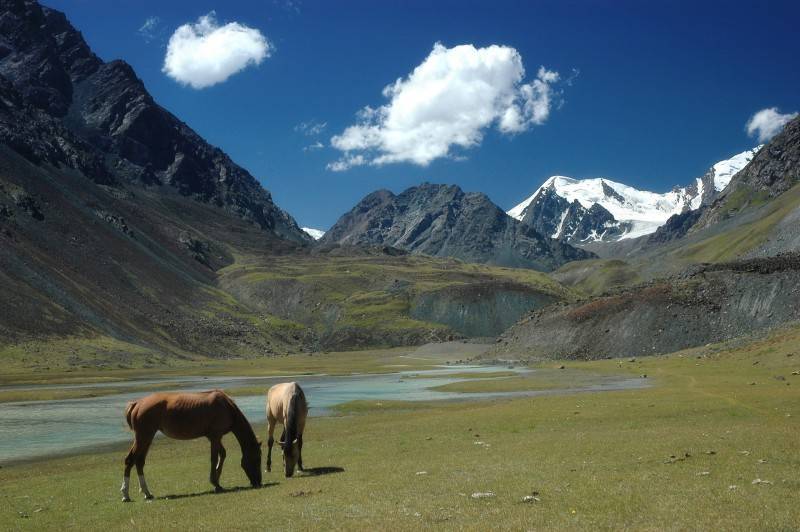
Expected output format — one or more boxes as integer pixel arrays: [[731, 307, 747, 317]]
[[216, 443, 226, 488], [266, 416, 276, 472], [209, 438, 225, 493], [298, 434, 304, 471]]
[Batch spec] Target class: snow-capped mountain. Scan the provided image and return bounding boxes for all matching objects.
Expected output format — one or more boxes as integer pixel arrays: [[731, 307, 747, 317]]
[[507, 147, 760, 244], [302, 227, 326, 240]]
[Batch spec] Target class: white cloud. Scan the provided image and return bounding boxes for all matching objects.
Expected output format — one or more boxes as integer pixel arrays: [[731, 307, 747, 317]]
[[327, 154, 365, 172], [746, 107, 798, 142], [295, 121, 327, 136], [328, 43, 564, 171], [138, 16, 161, 42], [163, 12, 272, 89], [303, 141, 325, 152]]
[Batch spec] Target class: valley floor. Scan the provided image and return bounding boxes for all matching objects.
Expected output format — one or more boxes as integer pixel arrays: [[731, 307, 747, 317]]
[[2, 328, 799, 530]]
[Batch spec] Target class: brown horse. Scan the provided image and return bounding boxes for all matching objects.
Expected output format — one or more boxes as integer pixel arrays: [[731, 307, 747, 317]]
[[121, 390, 262, 502], [266, 382, 308, 478]]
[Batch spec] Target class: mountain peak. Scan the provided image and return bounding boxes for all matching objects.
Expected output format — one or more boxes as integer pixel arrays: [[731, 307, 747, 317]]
[[508, 147, 759, 244], [321, 183, 594, 270]]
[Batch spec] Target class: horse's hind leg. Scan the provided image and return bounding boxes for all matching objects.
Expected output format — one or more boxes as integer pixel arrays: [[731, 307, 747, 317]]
[[134, 431, 155, 499], [121, 443, 136, 502], [121, 430, 154, 501], [209, 437, 226, 493]]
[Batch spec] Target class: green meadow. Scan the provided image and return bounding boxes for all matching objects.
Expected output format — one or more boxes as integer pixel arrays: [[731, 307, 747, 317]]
[[2, 325, 799, 530]]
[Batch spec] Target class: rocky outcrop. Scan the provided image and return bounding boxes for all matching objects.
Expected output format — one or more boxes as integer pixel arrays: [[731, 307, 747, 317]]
[[0, 0, 307, 242], [646, 207, 704, 244], [320, 183, 594, 271], [0, 75, 112, 184]]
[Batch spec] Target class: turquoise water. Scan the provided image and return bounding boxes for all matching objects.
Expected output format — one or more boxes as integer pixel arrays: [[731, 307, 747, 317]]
[[0, 366, 646, 463]]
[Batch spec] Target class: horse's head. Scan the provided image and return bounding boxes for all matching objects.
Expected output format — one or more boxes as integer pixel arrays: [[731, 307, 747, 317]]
[[241, 440, 262, 487], [280, 438, 300, 478]]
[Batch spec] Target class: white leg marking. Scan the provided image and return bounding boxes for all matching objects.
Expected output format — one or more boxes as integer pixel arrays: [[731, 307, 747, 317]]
[[138, 473, 153, 499], [121, 476, 131, 502]]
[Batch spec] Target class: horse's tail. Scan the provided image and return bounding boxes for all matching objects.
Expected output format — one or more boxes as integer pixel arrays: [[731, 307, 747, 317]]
[[124, 401, 137, 431]]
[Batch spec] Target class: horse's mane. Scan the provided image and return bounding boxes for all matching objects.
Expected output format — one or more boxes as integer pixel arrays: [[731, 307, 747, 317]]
[[285, 387, 304, 444], [219, 391, 258, 448]]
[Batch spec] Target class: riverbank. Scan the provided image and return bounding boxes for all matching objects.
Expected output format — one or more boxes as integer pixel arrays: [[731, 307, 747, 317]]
[[0, 365, 646, 463], [1, 327, 798, 530], [0, 341, 492, 389]]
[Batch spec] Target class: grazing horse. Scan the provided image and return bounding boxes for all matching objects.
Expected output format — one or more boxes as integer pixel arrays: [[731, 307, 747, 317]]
[[121, 390, 262, 502], [266, 382, 308, 477]]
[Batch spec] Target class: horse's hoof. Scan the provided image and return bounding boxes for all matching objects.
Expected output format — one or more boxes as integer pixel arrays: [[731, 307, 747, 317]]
[[214, 486, 225, 494], [143, 493, 154, 500], [121, 496, 131, 503]]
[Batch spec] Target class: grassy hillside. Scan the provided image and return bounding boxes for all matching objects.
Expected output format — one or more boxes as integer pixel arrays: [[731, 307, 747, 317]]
[[219, 252, 578, 349], [673, 183, 800, 263], [551, 258, 642, 296], [0, 241, 579, 375]]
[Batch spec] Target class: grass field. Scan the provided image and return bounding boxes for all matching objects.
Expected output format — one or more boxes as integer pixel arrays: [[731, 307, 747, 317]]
[[2, 327, 799, 530]]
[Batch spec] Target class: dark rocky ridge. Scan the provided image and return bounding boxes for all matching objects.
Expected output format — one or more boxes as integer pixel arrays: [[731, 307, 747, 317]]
[[696, 115, 800, 230], [319, 183, 595, 271], [0, 0, 307, 242]]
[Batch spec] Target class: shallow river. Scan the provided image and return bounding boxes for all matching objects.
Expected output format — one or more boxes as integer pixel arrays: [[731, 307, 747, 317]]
[[0, 366, 646, 463]]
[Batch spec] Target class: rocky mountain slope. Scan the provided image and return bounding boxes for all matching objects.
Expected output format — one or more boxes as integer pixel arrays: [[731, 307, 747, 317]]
[[507, 148, 758, 244], [0, 0, 307, 242], [319, 183, 594, 271], [0, 1, 314, 366], [492, 253, 800, 360]]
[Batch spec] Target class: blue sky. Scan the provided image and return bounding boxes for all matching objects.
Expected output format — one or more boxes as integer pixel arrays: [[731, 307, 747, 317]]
[[46, 0, 800, 230]]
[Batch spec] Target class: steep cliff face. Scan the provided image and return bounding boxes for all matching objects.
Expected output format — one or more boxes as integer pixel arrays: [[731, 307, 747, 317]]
[[320, 183, 594, 271], [0, 0, 308, 241]]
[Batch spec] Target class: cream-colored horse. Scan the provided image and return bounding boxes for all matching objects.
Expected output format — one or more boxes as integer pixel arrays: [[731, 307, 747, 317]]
[[265, 382, 308, 477]]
